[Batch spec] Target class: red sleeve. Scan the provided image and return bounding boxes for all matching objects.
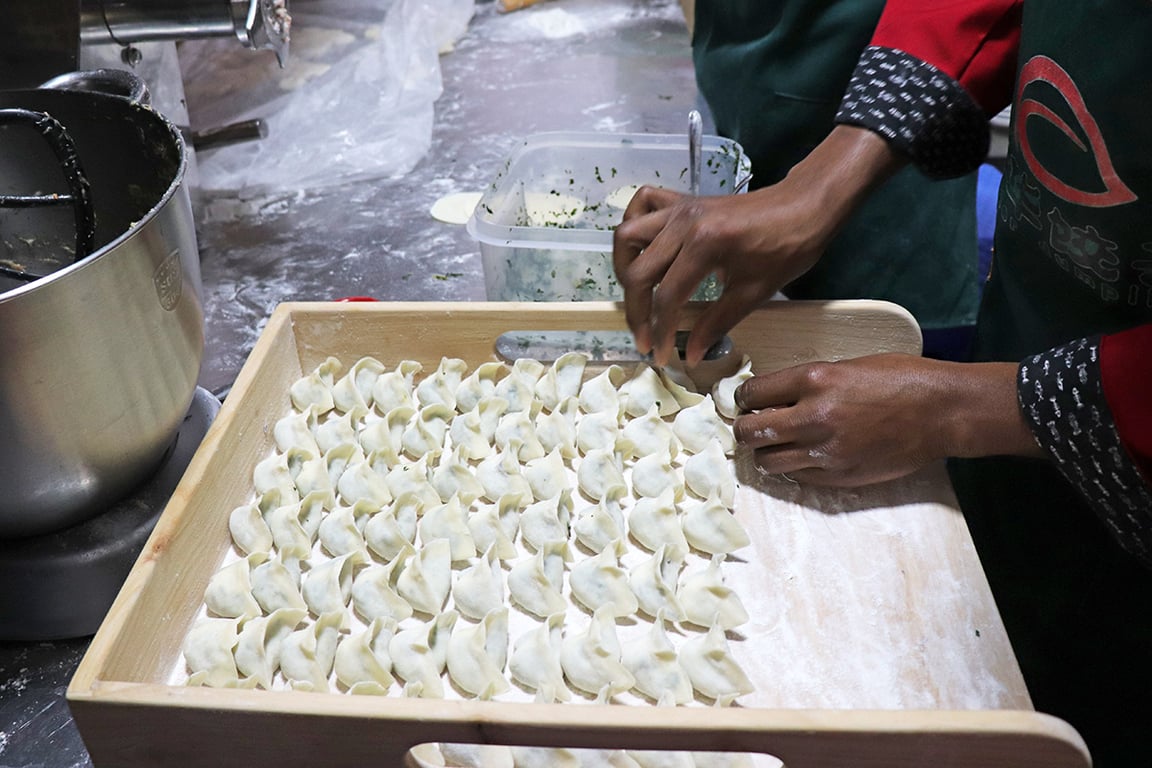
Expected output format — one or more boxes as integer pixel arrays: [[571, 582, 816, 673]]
[[1101, 324, 1152, 482], [870, 0, 1023, 116]]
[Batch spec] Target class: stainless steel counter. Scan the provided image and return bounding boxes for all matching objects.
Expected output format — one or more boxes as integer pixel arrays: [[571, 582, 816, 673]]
[[0, 1, 699, 764]]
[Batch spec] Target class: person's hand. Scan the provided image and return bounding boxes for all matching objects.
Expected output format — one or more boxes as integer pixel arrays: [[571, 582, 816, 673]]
[[612, 126, 907, 367], [733, 355, 1045, 487], [613, 183, 829, 367]]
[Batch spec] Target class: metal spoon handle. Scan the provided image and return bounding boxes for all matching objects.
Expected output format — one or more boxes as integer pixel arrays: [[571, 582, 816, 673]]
[[688, 109, 703, 196]]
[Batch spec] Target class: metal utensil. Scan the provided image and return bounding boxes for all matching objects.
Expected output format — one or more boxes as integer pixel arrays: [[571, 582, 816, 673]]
[[688, 109, 703, 196]]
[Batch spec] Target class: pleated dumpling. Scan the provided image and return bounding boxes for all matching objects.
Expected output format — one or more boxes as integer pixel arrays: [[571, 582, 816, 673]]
[[331, 356, 387, 415], [184, 617, 240, 688], [402, 403, 455, 459], [621, 365, 680, 418], [364, 492, 421, 561], [711, 356, 754, 420], [476, 443, 533, 503], [280, 610, 347, 692], [388, 610, 458, 698], [452, 544, 505, 621], [683, 438, 736, 507], [678, 555, 749, 631], [446, 607, 510, 699], [559, 606, 635, 697], [204, 552, 266, 621], [568, 543, 639, 618], [628, 545, 685, 622], [334, 616, 396, 695], [524, 448, 569, 502], [631, 449, 683, 500], [495, 410, 546, 462], [622, 611, 693, 705], [466, 496, 520, 561], [397, 537, 453, 615], [359, 404, 413, 459], [351, 544, 415, 624], [234, 607, 307, 690], [250, 554, 308, 614], [456, 361, 508, 414], [289, 356, 341, 414], [672, 396, 735, 455], [508, 540, 568, 619], [228, 499, 274, 556], [576, 448, 626, 502], [370, 360, 421, 415], [576, 409, 620, 456], [519, 490, 573, 552], [509, 612, 569, 702], [493, 364, 539, 414], [302, 550, 364, 616], [572, 485, 628, 554], [535, 395, 580, 460], [578, 364, 626, 415], [415, 357, 469, 410], [317, 500, 374, 558], [419, 495, 477, 562], [535, 352, 589, 411], [448, 405, 493, 462], [678, 622, 754, 703], [253, 452, 300, 507], [336, 460, 392, 508], [273, 406, 320, 455], [628, 487, 689, 561], [681, 489, 749, 555], [621, 403, 679, 460], [314, 410, 362, 456]]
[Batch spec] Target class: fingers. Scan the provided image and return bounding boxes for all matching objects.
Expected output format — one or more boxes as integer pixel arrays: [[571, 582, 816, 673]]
[[613, 186, 686, 355]]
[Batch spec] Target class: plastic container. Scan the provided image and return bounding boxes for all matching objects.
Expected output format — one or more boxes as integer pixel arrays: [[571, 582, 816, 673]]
[[466, 131, 751, 301]]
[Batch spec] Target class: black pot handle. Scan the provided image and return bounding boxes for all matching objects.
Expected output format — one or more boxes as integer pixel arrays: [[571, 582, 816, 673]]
[[39, 68, 151, 106]]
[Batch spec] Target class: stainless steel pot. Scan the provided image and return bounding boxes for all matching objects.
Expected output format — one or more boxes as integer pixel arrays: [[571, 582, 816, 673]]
[[0, 73, 204, 538]]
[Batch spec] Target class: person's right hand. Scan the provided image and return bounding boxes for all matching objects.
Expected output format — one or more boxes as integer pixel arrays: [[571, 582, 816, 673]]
[[613, 182, 831, 367], [612, 125, 908, 367]]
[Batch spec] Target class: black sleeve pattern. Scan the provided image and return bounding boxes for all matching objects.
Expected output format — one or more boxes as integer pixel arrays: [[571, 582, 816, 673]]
[[1018, 336, 1152, 568], [835, 45, 990, 179]]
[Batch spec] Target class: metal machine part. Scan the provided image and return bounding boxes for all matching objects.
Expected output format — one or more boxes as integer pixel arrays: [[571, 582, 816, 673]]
[[81, 0, 290, 67]]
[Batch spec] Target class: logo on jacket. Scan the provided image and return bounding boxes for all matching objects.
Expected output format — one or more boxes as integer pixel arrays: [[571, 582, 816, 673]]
[[1015, 55, 1137, 208]]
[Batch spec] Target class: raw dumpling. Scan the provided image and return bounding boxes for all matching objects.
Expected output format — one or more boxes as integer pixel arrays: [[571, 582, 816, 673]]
[[446, 607, 510, 699], [273, 406, 320, 455], [658, 366, 706, 409], [452, 544, 505, 621], [711, 356, 753, 420], [351, 544, 415, 623], [507, 541, 568, 618], [678, 555, 749, 631], [683, 439, 736, 507], [397, 537, 453, 615], [559, 606, 635, 697], [519, 490, 572, 552], [448, 405, 493, 462], [184, 617, 240, 688], [364, 492, 421, 561], [523, 448, 568, 502], [388, 610, 458, 698], [466, 497, 520, 561], [568, 543, 639, 618], [402, 403, 455, 459], [318, 500, 374, 558], [622, 366, 680, 418], [495, 411, 546, 462], [631, 450, 684, 500], [535, 352, 588, 411], [455, 361, 508, 413], [432, 446, 485, 506], [416, 357, 469, 410], [385, 455, 440, 508], [289, 356, 341, 414], [314, 411, 362, 456], [509, 612, 569, 702], [253, 452, 300, 507], [681, 489, 749, 555], [678, 622, 754, 703], [622, 611, 693, 705], [250, 555, 308, 614], [572, 485, 628, 554], [360, 404, 414, 459], [204, 552, 266, 621], [629, 545, 685, 622], [371, 360, 421, 415], [280, 610, 347, 692], [535, 396, 580, 460], [672, 397, 735, 455], [578, 364, 626, 415], [331, 356, 387, 415], [419, 495, 477, 562], [493, 366, 539, 414], [576, 448, 626, 502], [336, 460, 392, 507], [628, 488, 689, 560], [476, 443, 533, 503], [334, 617, 396, 695], [234, 607, 307, 690], [621, 404, 680, 460], [576, 410, 620, 456], [228, 501, 274, 556], [302, 551, 364, 616]]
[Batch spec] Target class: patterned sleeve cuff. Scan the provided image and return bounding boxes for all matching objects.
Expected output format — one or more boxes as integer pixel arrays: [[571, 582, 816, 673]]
[[1018, 336, 1152, 567], [835, 46, 990, 179]]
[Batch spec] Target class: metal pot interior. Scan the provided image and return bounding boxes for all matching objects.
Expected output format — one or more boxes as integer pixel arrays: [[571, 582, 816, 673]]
[[0, 88, 183, 295]]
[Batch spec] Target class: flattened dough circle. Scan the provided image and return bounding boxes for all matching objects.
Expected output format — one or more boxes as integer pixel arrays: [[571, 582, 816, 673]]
[[430, 192, 484, 225]]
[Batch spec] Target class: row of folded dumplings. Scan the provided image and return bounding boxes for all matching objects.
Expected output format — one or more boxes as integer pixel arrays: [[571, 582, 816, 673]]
[[185, 353, 757, 705]]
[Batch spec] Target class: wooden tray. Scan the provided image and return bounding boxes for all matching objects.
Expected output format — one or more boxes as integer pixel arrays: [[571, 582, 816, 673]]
[[67, 301, 1089, 768]]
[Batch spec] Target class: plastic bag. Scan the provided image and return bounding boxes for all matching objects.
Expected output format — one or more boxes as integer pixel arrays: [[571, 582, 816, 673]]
[[182, 0, 474, 196]]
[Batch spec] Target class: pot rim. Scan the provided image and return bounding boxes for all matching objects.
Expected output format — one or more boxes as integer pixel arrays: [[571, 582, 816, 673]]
[[0, 91, 189, 304]]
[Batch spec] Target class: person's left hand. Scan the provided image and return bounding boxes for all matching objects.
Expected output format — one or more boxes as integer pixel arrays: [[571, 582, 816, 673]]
[[733, 354, 1039, 487]]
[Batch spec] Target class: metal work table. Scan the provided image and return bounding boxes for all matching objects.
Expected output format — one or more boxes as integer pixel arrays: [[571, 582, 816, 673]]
[[0, 1, 699, 765]]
